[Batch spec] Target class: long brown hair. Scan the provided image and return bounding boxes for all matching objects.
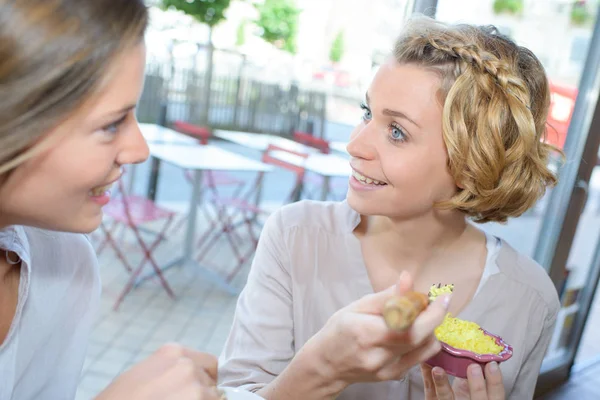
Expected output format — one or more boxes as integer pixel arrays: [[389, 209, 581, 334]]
[[0, 0, 149, 174], [394, 16, 560, 223]]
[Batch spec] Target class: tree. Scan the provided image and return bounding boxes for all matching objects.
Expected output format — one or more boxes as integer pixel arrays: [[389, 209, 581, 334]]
[[236, 19, 247, 47], [492, 0, 524, 16], [254, 0, 300, 54], [161, 0, 233, 123], [329, 30, 344, 63]]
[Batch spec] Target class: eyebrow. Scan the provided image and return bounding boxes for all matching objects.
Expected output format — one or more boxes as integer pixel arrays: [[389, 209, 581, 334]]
[[106, 104, 137, 117], [365, 92, 421, 129]]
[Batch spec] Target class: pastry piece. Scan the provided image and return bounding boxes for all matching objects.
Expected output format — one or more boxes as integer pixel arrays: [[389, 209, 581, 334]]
[[383, 283, 454, 332]]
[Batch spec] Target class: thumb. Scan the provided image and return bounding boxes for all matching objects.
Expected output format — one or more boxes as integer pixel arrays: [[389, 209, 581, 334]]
[[351, 271, 414, 315]]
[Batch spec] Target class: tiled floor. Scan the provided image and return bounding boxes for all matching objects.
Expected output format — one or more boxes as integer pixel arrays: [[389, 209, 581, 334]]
[[76, 215, 250, 400], [76, 208, 600, 399]]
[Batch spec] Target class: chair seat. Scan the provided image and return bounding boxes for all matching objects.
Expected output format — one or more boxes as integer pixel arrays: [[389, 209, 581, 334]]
[[104, 195, 176, 224], [210, 197, 267, 215], [185, 170, 244, 187]]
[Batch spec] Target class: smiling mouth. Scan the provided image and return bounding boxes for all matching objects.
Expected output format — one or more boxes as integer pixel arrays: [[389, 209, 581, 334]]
[[351, 169, 387, 185], [89, 183, 114, 197]]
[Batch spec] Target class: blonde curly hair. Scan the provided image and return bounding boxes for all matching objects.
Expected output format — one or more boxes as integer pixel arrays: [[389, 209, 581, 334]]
[[394, 16, 560, 223]]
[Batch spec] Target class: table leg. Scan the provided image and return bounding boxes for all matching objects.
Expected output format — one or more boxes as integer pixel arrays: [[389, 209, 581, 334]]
[[320, 176, 331, 201], [184, 170, 203, 260], [147, 157, 161, 201]]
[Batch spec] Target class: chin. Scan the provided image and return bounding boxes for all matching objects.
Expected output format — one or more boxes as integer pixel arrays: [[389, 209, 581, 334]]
[[346, 191, 380, 215], [52, 214, 103, 234]]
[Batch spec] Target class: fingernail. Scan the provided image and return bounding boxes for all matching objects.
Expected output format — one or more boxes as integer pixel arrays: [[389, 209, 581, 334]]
[[488, 361, 499, 373], [442, 294, 452, 310], [469, 364, 482, 377], [432, 367, 444, 379]]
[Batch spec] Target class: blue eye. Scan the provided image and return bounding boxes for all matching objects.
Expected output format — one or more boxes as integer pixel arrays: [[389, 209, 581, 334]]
[[101, 115, 128, 135], [389, 123, 407, 143], [360, 102, 372, 122]]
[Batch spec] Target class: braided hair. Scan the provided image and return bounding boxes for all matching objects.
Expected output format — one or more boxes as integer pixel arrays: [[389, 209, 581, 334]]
[[393, 16, 560, 223]]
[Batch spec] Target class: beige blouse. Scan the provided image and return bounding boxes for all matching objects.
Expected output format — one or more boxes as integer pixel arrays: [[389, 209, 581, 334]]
[[218, 200, 560, 400]]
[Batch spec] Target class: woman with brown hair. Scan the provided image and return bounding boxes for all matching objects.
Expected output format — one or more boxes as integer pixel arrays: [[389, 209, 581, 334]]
[[0, 1, 220, 399], [219, 16, 561, 400]]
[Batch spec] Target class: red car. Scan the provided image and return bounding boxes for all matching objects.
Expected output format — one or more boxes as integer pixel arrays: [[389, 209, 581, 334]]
[[545, 82, 578, 149]]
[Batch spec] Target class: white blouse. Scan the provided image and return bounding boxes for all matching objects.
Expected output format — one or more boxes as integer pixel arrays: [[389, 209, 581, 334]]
[[0, 225, 100, 400], [219, 200, 560, 400]]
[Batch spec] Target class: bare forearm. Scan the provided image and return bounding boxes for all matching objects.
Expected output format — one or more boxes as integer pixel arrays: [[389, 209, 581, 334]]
[[256, 350, 345, 400]]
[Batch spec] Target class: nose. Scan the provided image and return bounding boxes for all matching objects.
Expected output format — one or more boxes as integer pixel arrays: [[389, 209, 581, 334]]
[[346, 122, 377, 161], [116, 121, 150, 166]]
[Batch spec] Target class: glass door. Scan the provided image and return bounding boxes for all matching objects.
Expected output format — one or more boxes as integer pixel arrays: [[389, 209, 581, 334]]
[[414, 0, 600, 396], [534, 10, 600, 394]]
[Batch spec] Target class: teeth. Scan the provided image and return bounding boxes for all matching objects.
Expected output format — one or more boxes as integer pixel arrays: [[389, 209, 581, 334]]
[[90, 184, 112, 197], [352, 170, 385, 185]]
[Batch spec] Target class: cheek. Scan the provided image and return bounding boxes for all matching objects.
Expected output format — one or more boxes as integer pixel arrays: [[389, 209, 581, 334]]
[[383, 149, 454, 195]]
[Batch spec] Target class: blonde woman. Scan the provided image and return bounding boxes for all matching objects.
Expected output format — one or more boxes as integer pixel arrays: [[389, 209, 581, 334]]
[[0, 1, 220, 399], [219, 16, 560, 400]]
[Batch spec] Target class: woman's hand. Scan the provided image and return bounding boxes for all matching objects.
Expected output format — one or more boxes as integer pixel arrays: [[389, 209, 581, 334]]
[[421, 362, 505, 400], [300, 271, 451, 392], [95, 343, 222, 400]]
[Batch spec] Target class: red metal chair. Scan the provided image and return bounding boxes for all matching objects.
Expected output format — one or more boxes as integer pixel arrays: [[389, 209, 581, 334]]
[[168, 120, 247, 234], [293, 131, 347, 200], [171, 120, 246, 190], [96, 177, 177, 310], [193, 144, 306, 282], [293, 131, 330, 154]]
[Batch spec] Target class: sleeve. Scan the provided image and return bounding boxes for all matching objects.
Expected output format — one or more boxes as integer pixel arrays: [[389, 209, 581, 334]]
[[218, 209, 295, 393], [508, 297, 559, 400]]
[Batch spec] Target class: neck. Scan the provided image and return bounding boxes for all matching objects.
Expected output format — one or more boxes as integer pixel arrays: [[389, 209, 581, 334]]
[[0, 250, 19, 283], [359, 209, 473, 270]]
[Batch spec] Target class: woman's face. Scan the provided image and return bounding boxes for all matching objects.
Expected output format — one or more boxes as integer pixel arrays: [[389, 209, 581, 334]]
[[0, 44, 149, 233], [346, 59, 458, 219]]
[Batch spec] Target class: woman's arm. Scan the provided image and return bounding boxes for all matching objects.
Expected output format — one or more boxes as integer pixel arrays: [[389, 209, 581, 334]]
[[218, 209, 342, 398]]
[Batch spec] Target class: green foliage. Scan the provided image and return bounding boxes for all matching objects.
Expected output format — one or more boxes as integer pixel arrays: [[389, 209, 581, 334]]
[[571, 1, 592, 26], [236, 19, 247, 46], [254, 0, 300, 54], [161, 0, 232, 27], [329, 31, 344, 63], [492, 0, 524, 15]]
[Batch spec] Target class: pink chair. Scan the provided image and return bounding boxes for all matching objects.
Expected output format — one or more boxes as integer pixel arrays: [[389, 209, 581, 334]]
[[96, 178, 177, 310], [193, 144, 306, 282]]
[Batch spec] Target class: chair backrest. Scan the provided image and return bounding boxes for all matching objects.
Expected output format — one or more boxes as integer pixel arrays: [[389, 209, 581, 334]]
[[261, 144, 307, 178], [293, 131, 330, 154], [262, 144, 308, 203], [172, 120, 211, 145]]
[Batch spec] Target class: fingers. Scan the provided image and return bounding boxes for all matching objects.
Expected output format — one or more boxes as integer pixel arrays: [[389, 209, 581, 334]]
[[395, 270, 413, 296], [484, 362, 505, 400], [431, 366, 455, 400], [153, 344, 218, 386], [167, 383, 221, 400], [153, 344, 219, 392], [466, 364, 488, 400], [420, 364, 437, 400], [407, 293, 450, 346], [376, 335, 441, 381], [351, 271, 414, 315], [182, 348, 219, 383]]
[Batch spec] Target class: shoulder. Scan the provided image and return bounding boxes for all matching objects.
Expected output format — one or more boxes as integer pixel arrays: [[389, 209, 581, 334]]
[[268, 200, 357, 235], [23, 227, 100, 282], [24, 227, 97, 261], [495, 240, 560, 324]]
